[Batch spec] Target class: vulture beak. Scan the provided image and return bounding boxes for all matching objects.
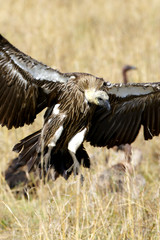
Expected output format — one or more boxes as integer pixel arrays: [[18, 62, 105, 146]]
[[98, 98, 111, 111], [104, 100, 111, 111], [123, 65, 137, 71], [130, 66, 137, 70]]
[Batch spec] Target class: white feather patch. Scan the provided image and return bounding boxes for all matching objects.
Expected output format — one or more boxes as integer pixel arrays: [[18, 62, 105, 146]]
[[108, 85, 154, 98], [69, 75, 76, 80], [48, 119, 52, 123], [68, 128, 87, 153], [53, 104, 60, 115], [61, 114, 66, 120], [48, 125, 63, 147]]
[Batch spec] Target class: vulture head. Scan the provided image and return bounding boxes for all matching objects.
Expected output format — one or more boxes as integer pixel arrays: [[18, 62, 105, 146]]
[[85, 88, 110, 109], [70, 73, 110, 109]]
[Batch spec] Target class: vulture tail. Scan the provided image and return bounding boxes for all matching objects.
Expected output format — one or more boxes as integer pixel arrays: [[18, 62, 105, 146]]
[[5, 130, 41, 189], [5, 131, 90, 189]]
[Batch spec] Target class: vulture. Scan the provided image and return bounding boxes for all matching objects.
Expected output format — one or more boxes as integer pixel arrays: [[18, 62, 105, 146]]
[[0, 35, 160, 189], [122, 65, 137, 84]]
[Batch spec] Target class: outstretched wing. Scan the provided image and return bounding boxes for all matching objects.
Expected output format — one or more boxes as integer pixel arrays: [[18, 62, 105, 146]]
[[0, 34, 70, 129], [86, 82, 160, 148]]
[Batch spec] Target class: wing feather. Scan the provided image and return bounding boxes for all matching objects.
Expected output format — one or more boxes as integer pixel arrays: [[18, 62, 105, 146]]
[[87, 83, 160, 148], [0, 34, 70, 129]]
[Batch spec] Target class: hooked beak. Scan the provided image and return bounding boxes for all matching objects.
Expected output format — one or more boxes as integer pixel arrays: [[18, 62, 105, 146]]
[[104, 100, 111, 111], [98, 99, 111, 111], [130, 66, 137, 70]]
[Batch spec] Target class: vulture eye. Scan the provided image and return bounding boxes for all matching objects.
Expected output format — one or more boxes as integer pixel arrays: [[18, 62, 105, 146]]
[[103, 82, 107, 87]]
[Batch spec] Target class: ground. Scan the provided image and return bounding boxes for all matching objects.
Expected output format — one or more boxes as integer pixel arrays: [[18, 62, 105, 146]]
[[0, 0, 160, 239]]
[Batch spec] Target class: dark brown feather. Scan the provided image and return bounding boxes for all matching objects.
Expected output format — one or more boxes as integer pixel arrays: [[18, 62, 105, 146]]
[[0, 34, 70, 128], [87, 90, 160, 147]]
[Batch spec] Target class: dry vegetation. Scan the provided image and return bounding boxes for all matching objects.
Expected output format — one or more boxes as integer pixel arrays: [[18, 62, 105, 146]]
[[0, 0, 160, 239]]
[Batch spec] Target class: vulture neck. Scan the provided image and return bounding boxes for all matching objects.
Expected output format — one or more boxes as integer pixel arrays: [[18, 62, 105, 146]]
[[122, 69, 128, 84], [57, 81, 90, 120]]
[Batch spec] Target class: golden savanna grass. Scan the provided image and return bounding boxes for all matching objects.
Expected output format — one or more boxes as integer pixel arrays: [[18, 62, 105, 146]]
[[0, 0, 160, 239]]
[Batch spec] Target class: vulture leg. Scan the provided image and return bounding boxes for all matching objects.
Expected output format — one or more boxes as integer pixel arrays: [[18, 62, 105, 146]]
[[68, 151, 80, 176], [42, 125, 64, 170], [43, 147, 52, 173], [67, 128, 87, 176]]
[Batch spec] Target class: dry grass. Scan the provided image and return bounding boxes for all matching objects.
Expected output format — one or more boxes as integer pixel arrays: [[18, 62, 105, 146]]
[[0, 0, 160, 239]]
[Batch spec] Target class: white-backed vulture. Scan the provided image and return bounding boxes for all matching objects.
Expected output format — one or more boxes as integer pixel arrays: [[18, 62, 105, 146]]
[[0, 35, 160, 188], [122, 65, 137, 84]]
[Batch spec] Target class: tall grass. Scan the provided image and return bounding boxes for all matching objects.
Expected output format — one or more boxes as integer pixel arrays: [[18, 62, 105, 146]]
[[0, 0, 160, 239]]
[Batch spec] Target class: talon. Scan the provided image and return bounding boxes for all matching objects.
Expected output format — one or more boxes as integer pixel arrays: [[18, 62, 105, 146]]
[[65, 160, 80, 176], [66, 164, 74, 173], [63, 170, 69, 180], [68, 150, 81, 176]]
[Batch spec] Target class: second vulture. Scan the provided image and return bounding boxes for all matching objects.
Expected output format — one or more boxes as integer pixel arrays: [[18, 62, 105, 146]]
[[0, 35, 160, 188]]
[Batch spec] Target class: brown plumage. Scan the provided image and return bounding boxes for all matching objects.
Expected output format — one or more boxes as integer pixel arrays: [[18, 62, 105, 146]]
[[114, 65, 137, 157], [0, 35, 160, 189]]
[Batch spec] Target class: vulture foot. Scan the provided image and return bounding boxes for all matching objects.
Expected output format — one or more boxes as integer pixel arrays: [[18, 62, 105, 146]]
[[67, 151, 80, 176], [66, 159, 80, 176]]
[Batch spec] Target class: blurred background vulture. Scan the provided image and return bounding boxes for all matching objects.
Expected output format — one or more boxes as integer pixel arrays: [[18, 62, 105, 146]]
[[0, 34, 160, 189]]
